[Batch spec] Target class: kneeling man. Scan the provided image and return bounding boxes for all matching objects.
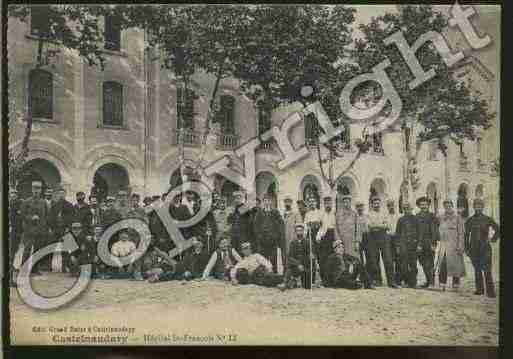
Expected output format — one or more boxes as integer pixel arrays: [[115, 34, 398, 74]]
[[326, 239, 371, 290]]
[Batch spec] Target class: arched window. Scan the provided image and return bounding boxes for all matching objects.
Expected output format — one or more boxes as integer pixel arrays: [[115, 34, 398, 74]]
[[305, 113, 320, 146], [104, 15, 121, 51], [29, 69, 53, 119], [103, 81, 123, 126], [216, 95, 235, 134]]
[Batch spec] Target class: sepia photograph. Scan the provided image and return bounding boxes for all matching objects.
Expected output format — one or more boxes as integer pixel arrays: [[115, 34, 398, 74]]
[[5, 3, 500, 346]]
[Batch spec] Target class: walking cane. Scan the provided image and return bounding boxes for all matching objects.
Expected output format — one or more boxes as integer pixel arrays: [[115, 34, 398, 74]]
[[307, 225, 313, 291]]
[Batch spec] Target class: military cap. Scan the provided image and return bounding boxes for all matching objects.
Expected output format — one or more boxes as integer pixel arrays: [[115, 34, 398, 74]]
[[71, 222, 82, 228], [76, 191, 85, 196], [340, 195, 352, 201], [355, 201, 365, 207], [45, 187, 53, 193], [416, 196, 431, 206], [473, 198, 484, 206], [241, 242, 252, 249], [32, 181, 43, 187], [332, 239, 344, 249], [370, 196, 381, 202], [233, 190, 244, 197], [131, 193, 140, 199], [191, 238, 203, 247], [106, 195, 116, 202], [284, 196, 293, 203], [323, 196, 333, 202], [294, 223, 305, 229]]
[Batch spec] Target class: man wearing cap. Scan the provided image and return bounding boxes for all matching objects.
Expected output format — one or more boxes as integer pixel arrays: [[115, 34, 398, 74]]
[[367, 196, 398, 288], [74, 191, 93, 233], [88, 194, 102, 227], [386, 199, 402, 286], [230, 242, 284, 287], [44, 187, 54, 211], [415, 196, 440, 288], [20, 181, 49, 275], [355, 201, 372, 284], [282, 197, 304, 267], [253, 193, 285, 273], [46, 186, 75, 271], [396, 202, 420, 288], [316, 196, 337, 285], [437, 199, 466, 291], [116, 190, 130, 218], [202, 237, 242, 280], [227, 191, 252, 252], [68, 222, 88, 276], [325, 240, 367, 290], [180, 239, 211, 280], [9, 188, 23, 285], [127, 193, 147, 222], [304, 196, 322, 280], [101, 195, 122, 228], [464, 198, 500, 298], [284, 223, 315, 289]]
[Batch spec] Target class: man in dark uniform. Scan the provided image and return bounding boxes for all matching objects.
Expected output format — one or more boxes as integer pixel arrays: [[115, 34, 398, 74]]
[[284, 223, 315, 289], [48, 186, 75, 272], [416, 196, 439, 288], [89, 194, 102, 227], [253, 193, 285, 273], [74, 191, 93, 234], [9, 188, 23, 285], [227, 191, 252, 252], [395, 202, 419, 288], [101, 196, 122, 228], [464, 198, 500, 298], [19, 181, 48, 276], [44, 187, 54, 211], [181, 239, 210, 280], [325, 240, 367, 290]]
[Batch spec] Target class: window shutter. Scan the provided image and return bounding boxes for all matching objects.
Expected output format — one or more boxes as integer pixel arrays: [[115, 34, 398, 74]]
[[29, 69, 53, 119], [220, 95, 235, 134], [103, 82, 123, 126], [104, 15, 121, 51], [30, 6, 51, 37], [176, 87, 194, 130]]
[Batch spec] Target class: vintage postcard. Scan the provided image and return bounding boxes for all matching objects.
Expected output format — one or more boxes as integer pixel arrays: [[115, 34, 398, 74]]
[[6, 4, 500, 346]]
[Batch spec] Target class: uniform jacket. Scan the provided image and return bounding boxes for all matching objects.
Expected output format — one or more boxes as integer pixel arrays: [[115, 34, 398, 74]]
[[335, 209, 359, 257], [20, 196, 48, 238], [253, 208, 285, 251], [464, 213, 499, 256], [48, 199, 75, 235], [227, 205, 253, 251], [74, 203, 93, 230], [283, 210, 305, 254], [287, 237, 313, 269], [396, 214, 419, 250], [415, 211, 440, 248], [325, 252, 360, 287]]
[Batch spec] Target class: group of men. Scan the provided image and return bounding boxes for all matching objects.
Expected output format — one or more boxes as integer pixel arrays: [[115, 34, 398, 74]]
[[9, 180, 499, 299]]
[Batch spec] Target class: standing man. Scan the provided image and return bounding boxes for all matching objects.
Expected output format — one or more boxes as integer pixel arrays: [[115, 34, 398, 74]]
[[367, 196, 399, 288], [284, 223, 315, 289], [437, 199, 466, 291], [316, 196, 336, 285], [9, 189, 23, 285], [253, 193, 285, 273], [213, 197, 230, 247], [89, 194, 101, 227], [282, 196, 304, 267], [227, 191, 252, 252], [464, 198, 499, 298], [19, 181, 48, 276], [395, 202, 419, 288], [127, 193, 147, 222], [416, 196, 440, 288], [101, 196, 122, 228], [74, 191, 93, 234], [116, 189, 130, 218], [48, 186, 75, 272], [355, 201, 373, 287], [304, 196, 322, 284], [335, 195, 358, 259], [386, 199, 401, 286], [44, 187, 54, 211]]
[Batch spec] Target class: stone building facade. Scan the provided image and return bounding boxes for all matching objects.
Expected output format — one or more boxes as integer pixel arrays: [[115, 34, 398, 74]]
[[8, 7, 500, 220]]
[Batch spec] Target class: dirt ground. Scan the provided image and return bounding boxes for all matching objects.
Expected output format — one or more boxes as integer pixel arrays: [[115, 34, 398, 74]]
[[9, 252, 499, 346]]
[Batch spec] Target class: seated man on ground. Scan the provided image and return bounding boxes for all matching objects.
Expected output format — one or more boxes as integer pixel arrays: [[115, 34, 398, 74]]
[[202, 237, 242, 280], [230, 242, 284, 288], [180, 239, 211, 280], [325, 239, 370, 290], [141, 236, 180, 283], [110, 230, 144, 280]]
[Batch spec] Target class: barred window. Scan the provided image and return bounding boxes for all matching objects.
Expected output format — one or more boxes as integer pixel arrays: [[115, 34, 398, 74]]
[[372, 132, 384, 154], [103, 81, 123, 126], [30, 6, 51, 37], [305, 113, 321, 145], [104, 15, 121, 51], [176, 87, 195, 129], [28, 69, 53, 119], [216, 95, 235, 134], [258, 106, 271, 135]]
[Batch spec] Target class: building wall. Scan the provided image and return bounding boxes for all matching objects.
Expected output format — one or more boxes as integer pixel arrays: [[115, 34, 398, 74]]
[[8, 12, 500, 220]]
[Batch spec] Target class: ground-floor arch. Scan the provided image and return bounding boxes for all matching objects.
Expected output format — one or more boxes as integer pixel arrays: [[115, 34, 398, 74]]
[[17, 158, 61, 199], [91, 163, 130, 203]]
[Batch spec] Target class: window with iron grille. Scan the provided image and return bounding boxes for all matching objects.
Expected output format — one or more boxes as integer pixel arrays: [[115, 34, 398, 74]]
[[176, 86, 195, 129], [305, 113, 320, 145], [258, 106, 271, 135], [103, 81, 123, 127], [216, 95, 235, 134], [104, 15, 121, 51], [28, 69, 53, 119], [30, 6, 51, 37]]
